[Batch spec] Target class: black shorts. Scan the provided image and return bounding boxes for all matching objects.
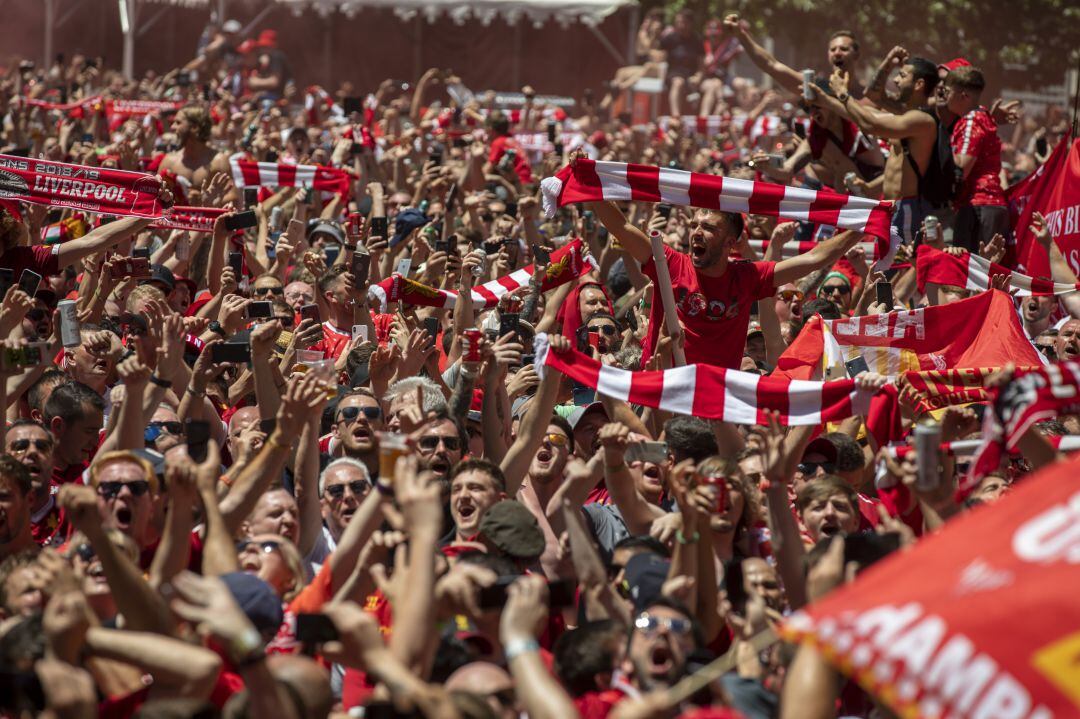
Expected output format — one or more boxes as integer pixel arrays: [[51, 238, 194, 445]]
[[952, 204, 1009, 253]]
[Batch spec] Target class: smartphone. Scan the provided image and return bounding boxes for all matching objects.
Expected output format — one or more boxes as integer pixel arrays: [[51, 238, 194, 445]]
[[370, 216, 388, 239], [547, 579, 576, 609], [575, 324, 591, 353], [520, 353, 535, 367], [17, 269, 42, 296], [243, 188, 258, 208], [395, 257, 412, 277], [350, 252, 371, 285], [434, 239, 449, 254], [1035, 136, 1049, 156], [572, 380, 595, 406], [295, 613, 339, 643], [352, 324, 369, 342], [657, 203, 673, 220], [300, 304, 321, 324], [505, 202, 518, 218], [342, 96, 363, 115], [547, 121, 557, 143], [423, 316, 439, 348], [876, 281, 894, 309], [185, 419, 210, 463], [109, 258, 151, 279], [625, 441, 669, 464], [224, 210, 258, 232], [176, 71, 192, 86], [845, 356, 870, 378], [582, 210, 596, 233], [0, 343, 46, 371], [429, 150, 443, 166], [499, 312, 520, 340], [247, 301, 273, 319], [324, 244, 341, 267], [228, 251, 243, 276], [132, 247, 151, 260], [532, 243, 551, 266], [842, 532, 900, 569], [211, 342, 251, 364], [478, 577, 575, 610], [587, 329, 601, 351]]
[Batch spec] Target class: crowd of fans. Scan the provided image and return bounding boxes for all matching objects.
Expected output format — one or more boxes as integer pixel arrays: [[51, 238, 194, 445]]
[[0, 7, 1074, 719]]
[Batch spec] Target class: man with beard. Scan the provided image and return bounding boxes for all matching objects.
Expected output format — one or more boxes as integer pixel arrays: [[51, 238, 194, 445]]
[[623, 596, 702, 691], [1020, 296, 1056, 339], [4, 420, 67, 547], [312, 458, 371, 564], [383, 377, 447, 433], [330, 390, 383, 478], [448, 458, 507, 545], [593, 203, 862, 368], [0, 456, 36, 561], [415, 412, 467, 491], [813, 59, 940, 244], [43, 381, 105, 485], [159, 106, 226, 191]]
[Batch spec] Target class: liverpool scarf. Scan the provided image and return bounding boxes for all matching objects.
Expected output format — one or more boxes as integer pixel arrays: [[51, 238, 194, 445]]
[[541, 159, 898, 263], [535, 333, 893, 426], [228, 155, 351, 196], [367, 238, 594, 311], [745, 238, 880, 261], [968, 362, 1080, 495], [916, 244, 1079, 296], [0, 154, 170, 217], [152, 206, 227, 234]]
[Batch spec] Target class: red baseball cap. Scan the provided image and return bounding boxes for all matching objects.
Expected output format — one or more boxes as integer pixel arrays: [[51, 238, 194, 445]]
[[938, 57, 972, 73]]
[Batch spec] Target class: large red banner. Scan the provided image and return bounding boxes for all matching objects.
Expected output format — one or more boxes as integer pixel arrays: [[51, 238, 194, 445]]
[[781, 453, 1080, 718], [1009, 135, 1080, 278]]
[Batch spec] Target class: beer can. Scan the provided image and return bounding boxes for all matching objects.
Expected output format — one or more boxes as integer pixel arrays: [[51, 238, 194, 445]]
[[57, 299, 81, 348], [924, 215, 940, 242], [843, 172, 858, 191], [471, 247, 487, 277], [913, 421, 942, 493], [802, 69, 815, 101], [463, 328, 483, 362]]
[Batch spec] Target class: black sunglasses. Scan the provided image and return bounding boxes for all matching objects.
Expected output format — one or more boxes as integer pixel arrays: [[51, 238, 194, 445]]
[[149, 421, 183, 435], [26, 308, 48, 322], [821, 284, 851, 295], [73, 543, 96, 562], [338, 405, 382, 423], [589, 325, 618, 336], [255, 286, 284, 295], [797, 461, 836, 475], [9, 438, 52, 452], [418, 434, 461, 452], [97, 480, 151, 498], [236, 539, 282, 554], [325, 480, 371, 499]]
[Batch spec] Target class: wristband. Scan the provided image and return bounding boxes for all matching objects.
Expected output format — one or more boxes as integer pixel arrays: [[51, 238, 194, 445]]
[[149, 374, 172, 389], [185, 386, 206, 398], [504, 638, 540, 662], [374, 480, 394, 497], [676, 529, 700, 545], [208, 321, 227, 337]]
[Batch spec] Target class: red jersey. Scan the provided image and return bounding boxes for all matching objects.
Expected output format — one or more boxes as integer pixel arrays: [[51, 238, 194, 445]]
[[488, 135, 533, 185], [951, 108, 1005, 208], [31, 490, 70, 548], [642, 247, 776, 368], [0, 244, 61, 279], [312, 320, 352, 360]]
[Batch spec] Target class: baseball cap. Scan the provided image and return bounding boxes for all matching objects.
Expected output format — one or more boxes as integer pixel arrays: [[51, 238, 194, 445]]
[[34, 288, 58, 308], [938, 57, 972, 73], [478, 500, 545, 560], [390, 208, 429, 248], [625, 552, 671, 615], [220, 572, 284, 636], [306, 219, 345, 245], [802, 436, 838, 464], [171, 273, 198, 296], [146, 264, 176, 292], [567, 401, 607, 429]]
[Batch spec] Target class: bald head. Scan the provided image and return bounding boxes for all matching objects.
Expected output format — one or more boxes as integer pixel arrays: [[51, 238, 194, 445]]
[[267, 655, 333, 719], [446, 662, 515, 718], [1055, 319, 1080, 361]]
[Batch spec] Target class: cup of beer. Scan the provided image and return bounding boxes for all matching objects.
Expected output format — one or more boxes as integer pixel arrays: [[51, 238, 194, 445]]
[[377, 432, 409, 482], [294, 349, 323, 373]]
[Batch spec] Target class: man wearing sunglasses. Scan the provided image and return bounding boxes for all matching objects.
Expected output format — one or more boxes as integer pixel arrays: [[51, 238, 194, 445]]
[[317, 458, 371, 558], [89, 451, 160, 554], [791, 437, 839, 495], [0, 456, 36, 561], [332, 390, 384, 478], [4, 420, 66, 547], [623, 596, 701, 691], [145, 406, 185, 453], [416, 413, 468, 488], [251, 274, 285, 300]]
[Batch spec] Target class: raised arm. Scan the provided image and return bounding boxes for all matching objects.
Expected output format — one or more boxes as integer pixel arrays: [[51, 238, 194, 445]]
[[56, 216, 156, 269], [723, 15, 802, 96], [820, 70, 935, 140], [591, 201, 653, 265], [1032, 212, 1080, 318], [499, 337, 564, 496], [773, 230, 862, 287]]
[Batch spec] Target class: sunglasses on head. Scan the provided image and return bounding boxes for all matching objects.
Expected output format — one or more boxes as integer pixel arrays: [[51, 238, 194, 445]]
[[338, 405, 381, 423], [797, 461, 835, 475], [236, 539, 281, 554], [97, 479, 151, 499], [9, 438, 52, 452], [634, 614, 693, 636], [325, 480, 371, 499], [418, 434, 461, 452]]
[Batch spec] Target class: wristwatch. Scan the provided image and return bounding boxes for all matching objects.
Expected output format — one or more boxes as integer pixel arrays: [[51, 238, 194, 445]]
[[149, 374, 172, 389], [837, 92, 850, 104], [208, 321, 227, 337]]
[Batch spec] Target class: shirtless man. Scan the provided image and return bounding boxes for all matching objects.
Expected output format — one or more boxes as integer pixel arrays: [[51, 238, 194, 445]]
[[812, 61, 939, 244], [158, 106, 229, 196]]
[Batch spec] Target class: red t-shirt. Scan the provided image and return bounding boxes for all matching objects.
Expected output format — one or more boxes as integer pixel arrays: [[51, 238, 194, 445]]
[[488, 135, 533, 185], [31, 491, 71, 548], [312, 320, 352, 360], [642, 247, 776, 368], [52, 460, 88, 486], [951, 108, 1005, 208], [0, 244, 61, 278]]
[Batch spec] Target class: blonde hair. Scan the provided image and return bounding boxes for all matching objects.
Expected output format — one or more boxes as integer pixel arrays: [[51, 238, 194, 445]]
[[125, 284, 167, 314], [89, 450, 159, 494]]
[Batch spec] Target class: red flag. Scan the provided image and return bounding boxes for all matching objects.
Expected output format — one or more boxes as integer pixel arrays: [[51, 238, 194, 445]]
[[915, 244, 1079, 296], [1009, 135, 1080, 278], [775, 290, 1041, 382], [0, 153, 169, 218], [781, 452, 1080, 719]]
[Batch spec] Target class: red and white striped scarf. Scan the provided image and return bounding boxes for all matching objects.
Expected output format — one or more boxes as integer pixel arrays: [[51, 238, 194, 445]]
[[745, 238, 880, 262], [542, 159, 897, 251], [535, 333, 877, 425], [228, 155, 351, 195], [368, 238, 595, 311], [151, 205, 227, 234], [916, 244, 1079, 296]]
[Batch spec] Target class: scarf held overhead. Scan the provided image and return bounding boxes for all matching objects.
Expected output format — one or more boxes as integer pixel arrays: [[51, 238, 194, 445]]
[[916, 244, 1079, 296], [0, 153, 169, 217], [367, 238, 594, 311], [228, 156, 351, 195], [151, 206, 228, 234], [541, 158, 897, 250], [534, 333, 892, 427]]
